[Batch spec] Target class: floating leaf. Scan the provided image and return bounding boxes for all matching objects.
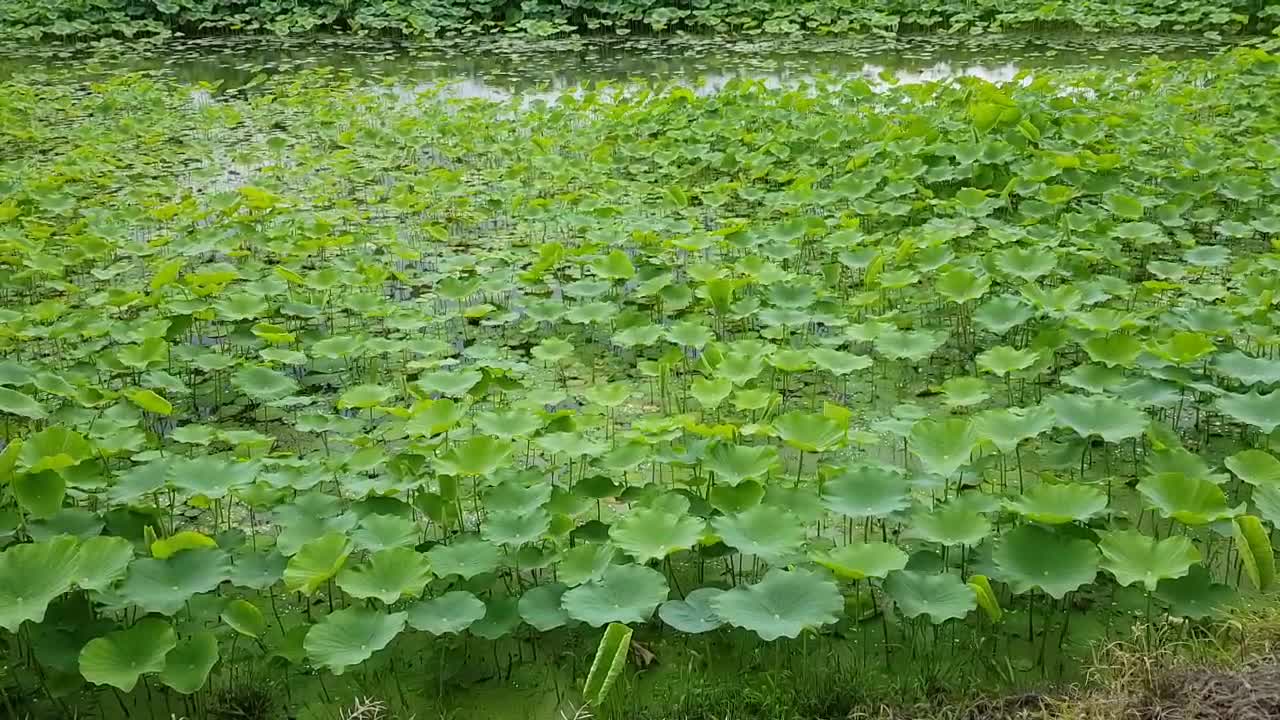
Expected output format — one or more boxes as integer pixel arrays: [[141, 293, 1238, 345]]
[[711, 568, 842, 641], [884, 571, 976, 624], [1099, 530, 1200, 592], [79, 618, 176, 692], [561, 564, 669, 627], [407, 591, 487, 635], [304, 608, 406, 675], [992, 524, 1099, 598]]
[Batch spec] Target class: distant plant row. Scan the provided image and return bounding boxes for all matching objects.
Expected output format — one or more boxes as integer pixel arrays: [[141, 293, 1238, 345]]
[[0, 0, 1275, 40]]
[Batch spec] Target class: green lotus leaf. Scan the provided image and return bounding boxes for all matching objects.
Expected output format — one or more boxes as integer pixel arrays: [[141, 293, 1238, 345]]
[[126, 388, 173, 416], [119, 549, 228, 615], [1082, 334, 1143, 368], [561, 564, 669, 627], [151, 530, 217, 559], [1099, 529, 1200, 592], [434, 435, 514, 476], [907, 505, 991, 547], [1155, 565, 1235, 619], [337, 383, 396, 410], [936, 267, 991, 304], [1004, 483, 1108, 524], [1234, 515, 1275, 592], [19, 426, 92, 474], [974, 405, 1055, 455], [426, 537, 502, 579], [772, 411, 846, 452], [884, 570, 976, 624], [336, 547, 432, 604], [690, 376, 733, 409], [1213, 351, 1280, 387], [351, 513, 419, 552], [610, 505, 704, 563], [709, 479, 765, 514], [407, 591, 487, 635], [938, 376, 990, 407], [536, 431, 606, 458], [284, 533, 352, 595], [874, 328, 949, 362], [974, 294, 1034, 334], [159, 631, 218, 694], [0, 387, 47, 419], [712, 505, 807, 565], [221, 598, 267, 638], [474, 408, 545, 438], [305, 608, 406, 675], [471, 596, 522, 639], [909, 417, 978, 478], [658, 587, 725, 634], [483, 509, 552, 547], [583, 623, 632, 707], [518, 583, 571, 631], [992, 524, 1099, 598], [228, 549, 287, 590], [1136, 472, 1244, 525], [170, 455, 256, 500], [712, 568, 842, 641], [808, 348, 873, 375], [1225, 450, 1280, 488], [13, 470, 66, 519], [1214, 390, 1280, 434], [821, 464, 911, 519], [812, 541, 908, 581], [1046, 394, 1148, 443], [231, 365, 299, 402], [976, 346, 1039, 377], [79, 618, 176, 692], [703, 442, 779, 485], [416, 369, 483, 396], [0, 536, 80, 631], [72, 535, 133, 591], [558, 544, 618, 587], [969, 575, 1003, 622]]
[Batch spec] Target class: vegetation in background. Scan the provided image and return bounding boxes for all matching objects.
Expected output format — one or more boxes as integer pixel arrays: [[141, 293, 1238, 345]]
[[0, 0, 1276, 40], [1, 32, 1280, 720]]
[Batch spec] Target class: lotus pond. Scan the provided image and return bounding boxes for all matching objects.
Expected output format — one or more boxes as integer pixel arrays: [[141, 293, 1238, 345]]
[[2, 34, 1280, 720]]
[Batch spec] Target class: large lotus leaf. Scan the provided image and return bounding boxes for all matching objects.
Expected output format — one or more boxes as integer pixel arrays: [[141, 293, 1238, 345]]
[[485, 479, 553, 514], [885, 570, 976, 624], [558, 544, 617, 586], [974, 405, 1055, 455], [907, 505, 991, 547], [471, 596, 522, 639], [1155, 565, 1235, 619], [350, 513, 419, 552], [974, 294, 1034, 334], [812, 542, 908, 581], [19, 426, 93, 474], [976, 346, 1039, 376], [427, 537, 502, 579], [610, 505, 703, 563], [712, 568, 842, 641], [659, 588, 725, 633], [159, 631, 219, 694], [1213, 351, 1280, 387], [284, 534, 352, 595], [482, 509, 552, 547], [875, 328, 949, 361], [169, 455, 256, 499], [79, 618, 177, 692], [711, 505, 806, 565], [1099, 529, 1200, 592], [120, 549, 229, 615], [336, 547, 432, 604], [336, 383, 396, 410], [1214, 390, 1280, 434], [0, 387, 47, 419], [0, 536, 80, 631], [518, 583, 571, 631], [1004, 483, 1108, 524], [221, 599, 267, 638], [1136, 472, 1244, 525], [231, 365, 299, 402], [229, 549, 287, 590], [1046, 394, 1148, 443], [908, 417, 978, 478], [561, 564, 669, 627], [151, 530, 217, 559], [535, 431, 606, 458], [434, 436, 514, 476], [709, 480, 765, 514], [703, 443, 780, 485], [474, 408, 544, 439], [304, 608, 406, 675], [808, 348, 872, 375], [992, 524, 1099, 598], [1225, 450, 1280, 488], [821, 464, 911, 519], [72, 535, 134, 591], [408, 591, 488, 635], [13, 470, 66, 518], [772, 411, 846, 453]]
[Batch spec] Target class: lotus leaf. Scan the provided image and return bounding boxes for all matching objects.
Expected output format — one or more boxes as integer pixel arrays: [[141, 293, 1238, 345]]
[[884, 570, 977, 624], [305, 608, 406, 675], [711, 568, 842, 641], [561, 564, 669, 627], [79, 618, 177, 692]]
